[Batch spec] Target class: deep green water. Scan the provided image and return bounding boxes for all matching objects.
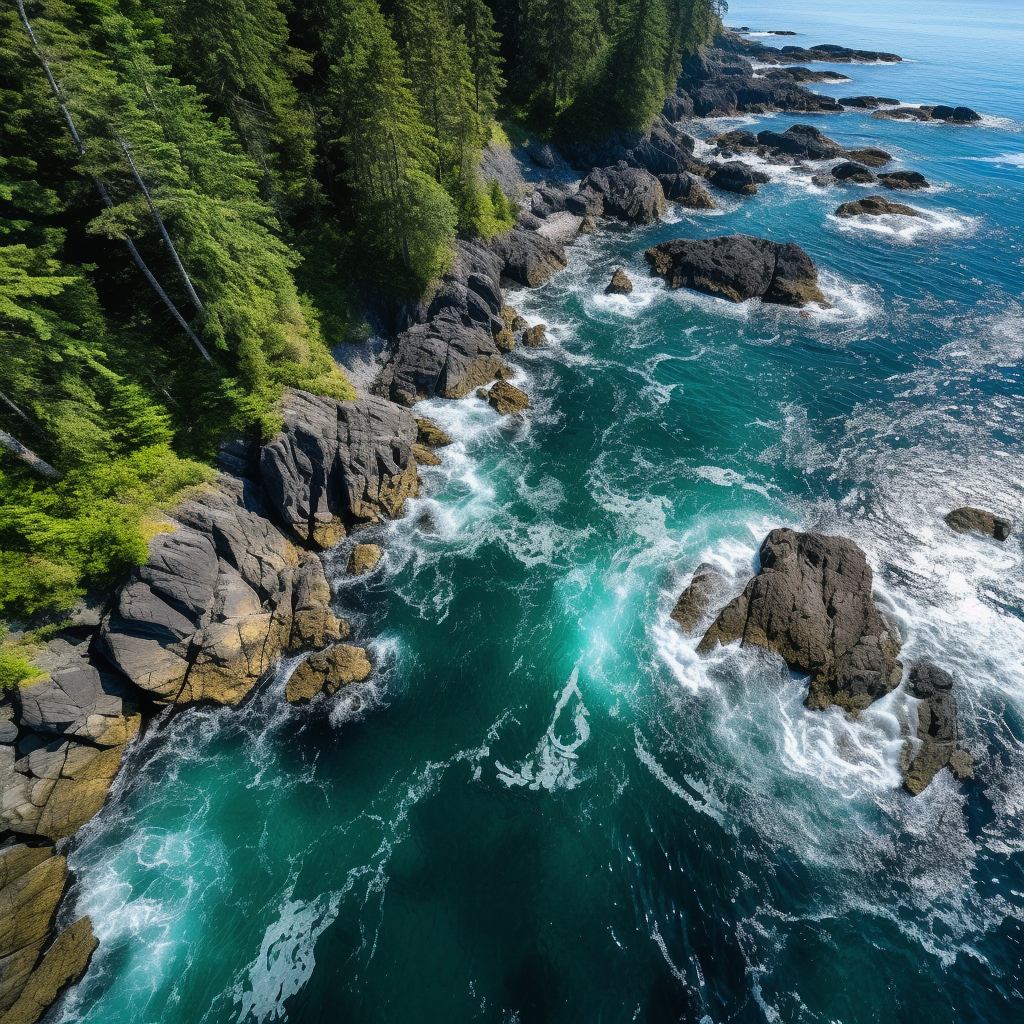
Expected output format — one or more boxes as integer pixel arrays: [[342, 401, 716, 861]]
[[58, 2, 1023, 1022]]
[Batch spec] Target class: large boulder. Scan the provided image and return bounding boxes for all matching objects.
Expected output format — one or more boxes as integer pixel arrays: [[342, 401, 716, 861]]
[[18, 639, 137, 747], [605, 268, 634, 295], [697, 529, 903, 712], [658, 172, 716, 208], [878, 170, 930, 191], [845, 147, 893, 168], [835, 195, 919, 218], [422, 238, 504, 328], [286, 644, 373, 704], [944, 507, 1012, 541], [755, 124, 847, 160], [670, 564, 730, 634], [491, 228, 568, 287], [902, 662, 974, 795], [0, 736, 133, 840], [645, 235, 829, 307], [708, 162, 770, 195], [377, 312, 506, 407], [830, 161, 876, 183], [581, 164, 666, 224], [484, 380, 530, 415]]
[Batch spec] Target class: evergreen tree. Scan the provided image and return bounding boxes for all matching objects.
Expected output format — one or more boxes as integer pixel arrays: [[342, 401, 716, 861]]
[[325, 0, 456, 287], [604, 0, 670, 129], [459, 0, 504, 123]]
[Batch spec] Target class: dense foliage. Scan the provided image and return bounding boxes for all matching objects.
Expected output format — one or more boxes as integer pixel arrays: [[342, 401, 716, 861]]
[[0, 0, 718, 619]]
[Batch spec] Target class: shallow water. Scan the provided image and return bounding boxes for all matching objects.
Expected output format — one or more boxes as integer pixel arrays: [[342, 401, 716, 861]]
[[58, 2, 1023, 1022]]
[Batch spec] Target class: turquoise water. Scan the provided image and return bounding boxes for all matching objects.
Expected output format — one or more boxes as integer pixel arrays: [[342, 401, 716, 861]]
[[59, 2, 1023, 1022]]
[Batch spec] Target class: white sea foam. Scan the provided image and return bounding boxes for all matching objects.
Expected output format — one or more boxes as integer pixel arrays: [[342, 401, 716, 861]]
[[966, 151, 1024, 167], [828, 205, 980, 243]]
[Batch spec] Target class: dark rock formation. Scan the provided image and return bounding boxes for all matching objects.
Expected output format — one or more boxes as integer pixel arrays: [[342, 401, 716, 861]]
[[286, 644, 373, 704], [709, 161, 771, 195], [831, 161, 877, 183], [697, 529, 903, 712], [838, 96, 900, 108], [761, 67, 852, 84], [581, 164, 666, 224], [560, 118, 697, 181], [377, 312, 506, 406], [657, 172, 716, 208], [521, 324, 547, 348], [491, 228, 568, 287], [756, 124, 847, 160], [484, 380, 530, 415], [845, 147, 893, 168], [420, 238, 504, 329], [878, 170, 930, 191], [944, 507, 1012, 541], [874, 104, 981, 123], [718, 33, 902, 65], [606, 268, 634, 295], [835, 195, 919, 217], [902, 662, 974, 795], [670, 564, 729, 634], [645, 235, 829, 307]]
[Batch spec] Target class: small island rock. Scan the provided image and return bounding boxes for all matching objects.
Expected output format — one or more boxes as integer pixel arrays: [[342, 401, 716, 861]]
[[670, 564, 728, 634], [902, 662, 974, 795], [605, 268, 634, 295], [286, 644, 373, 704], [485, 381, 530, 415], [835, 195, 919, 218], [348, 544, 383, 575], [944, 507, 1012, 541], [878, 170, 930, 191]]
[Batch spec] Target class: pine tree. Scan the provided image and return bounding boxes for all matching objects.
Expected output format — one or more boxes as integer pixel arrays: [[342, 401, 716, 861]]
[[459, 0, 505, 124], [604, 0, 670, 129]]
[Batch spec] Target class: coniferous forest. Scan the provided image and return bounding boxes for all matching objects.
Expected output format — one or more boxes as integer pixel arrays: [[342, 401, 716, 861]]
[[0, 0, 719, 644]]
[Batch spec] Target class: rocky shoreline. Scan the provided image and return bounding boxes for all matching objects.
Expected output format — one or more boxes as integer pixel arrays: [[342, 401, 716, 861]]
[[0, 26, 1007, 1022]]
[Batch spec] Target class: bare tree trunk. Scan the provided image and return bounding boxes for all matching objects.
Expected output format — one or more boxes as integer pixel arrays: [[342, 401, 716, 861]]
[[117, 138, 205, 312], [0, 389, 37, 427], [15, 0, 213, 365], [0, 428, 62, 480]]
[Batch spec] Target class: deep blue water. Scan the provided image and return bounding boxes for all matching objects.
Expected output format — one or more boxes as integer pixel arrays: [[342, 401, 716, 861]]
[[57, 2, 1023, 1022]]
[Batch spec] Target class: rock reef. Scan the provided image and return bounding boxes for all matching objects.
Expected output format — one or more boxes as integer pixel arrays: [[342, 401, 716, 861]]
[[645, 235, 828, 307]]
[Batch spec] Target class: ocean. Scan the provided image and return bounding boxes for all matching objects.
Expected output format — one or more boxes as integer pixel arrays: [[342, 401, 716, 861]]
[[57, 2, 1024, 1021]]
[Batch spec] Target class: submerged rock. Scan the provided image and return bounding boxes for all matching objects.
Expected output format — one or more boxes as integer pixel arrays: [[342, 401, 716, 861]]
[[347, 543, 383, 575], [944, 507, 1012, 541], [645, 235, 829, 307], [286, 644, 373, 704], [878, 170, 930, 191], [670, 564, 729, 634], [485, 380, 530, 415], [838, 95, 900, 108], [605, 268, 634, 295], [697, 529, 903, 712], [835, 195, 919, 217], [902, 662, 974, 795]]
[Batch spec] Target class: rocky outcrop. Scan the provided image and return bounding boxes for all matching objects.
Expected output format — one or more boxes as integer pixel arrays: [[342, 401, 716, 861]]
[[830, 161, 877, 183], [878, 170, 930, 191], [559, 118, 698, 181], [944, 507, 1012, 541], [708, 162, 770, 196], [697, 529, 903, 712], [756, 124, 847, 161], [835, 195, 919, 218], [0, 914, 97, 1024], [0, 735, 135, 840], [483, 380, 530, 415], [348, 544, 382, 575], [606, 268, 634, 295], [491, 228, 568, 287], [846, 148, 893, 168], [670, 564, 729, 634], [873, 104, 981, 123], [717, 33, 901, 65], [377, 313, 507, 407], [902, 662, 974, 795], [838, 95, 900, 108], [657, 172, 716, 208], [580, 164, 666, 224], [645, 235, 829, 307], [521, 324, 547, 348], [415, 417, 452, 449], [760, 67, 852, 84], [285, 644, 373, 704]]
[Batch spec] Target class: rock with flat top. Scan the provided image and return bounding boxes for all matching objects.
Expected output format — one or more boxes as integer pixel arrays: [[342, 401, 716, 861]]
[[697, 529, 903, 712], [348, 544, 383, 576], [286, 645, 373, 704], [878, 170, 930, 191], [944, 507, 1012, 541], [605, 268, 634, 295], [835, 195, 919, 218], [845, 147, 892, 168], [646, 235, 829, 307], [484, 381, 530, 415]]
